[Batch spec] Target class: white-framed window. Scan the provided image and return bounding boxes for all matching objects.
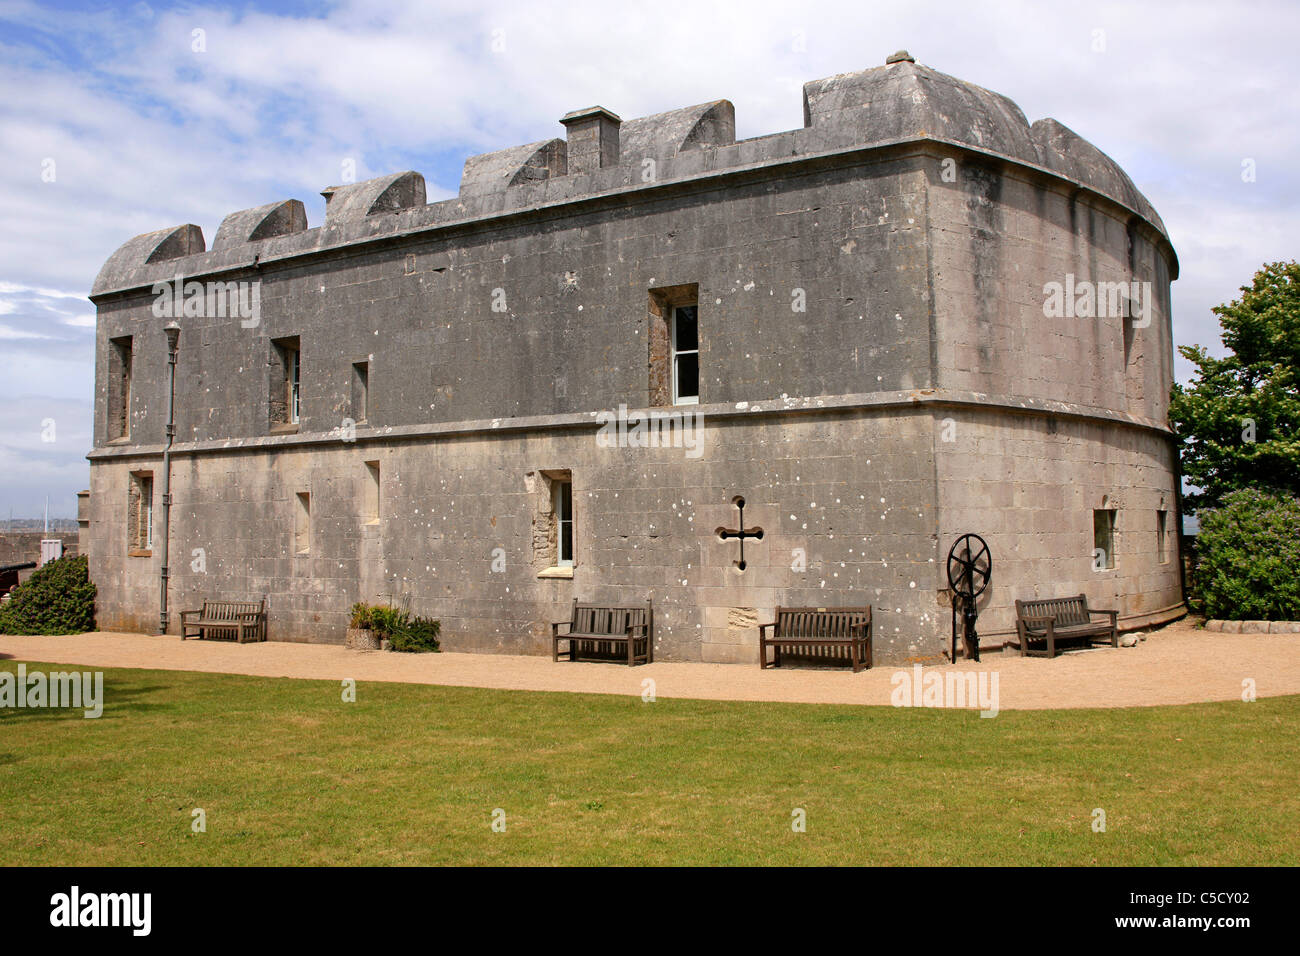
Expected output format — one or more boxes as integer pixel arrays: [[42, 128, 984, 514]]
[[671, 304, 699, 405], [554, 479, 574, 567]]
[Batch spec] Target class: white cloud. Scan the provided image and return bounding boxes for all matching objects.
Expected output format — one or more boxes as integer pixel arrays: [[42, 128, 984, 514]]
[[0, 324, 55, 340]]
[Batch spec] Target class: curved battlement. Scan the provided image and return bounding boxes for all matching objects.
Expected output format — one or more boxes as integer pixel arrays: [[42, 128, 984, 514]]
[[91, 53, 1171, 299], [94, 223, 204, 296], [321, 170, 426, 226], [802, 54, 1040, 166], [212, 199, 308, 249], [618, 99, 736, 159], [460, 138, 567, 196]]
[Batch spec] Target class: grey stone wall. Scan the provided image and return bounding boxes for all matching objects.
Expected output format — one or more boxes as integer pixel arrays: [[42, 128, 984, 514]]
[[87, 395, 1180, 661], [934, 407, 1183, 642], [89, 407, 940, 661], [926, 159, 1175, 424], [0, 532, 79, 569], [91, 157, 933, 448]]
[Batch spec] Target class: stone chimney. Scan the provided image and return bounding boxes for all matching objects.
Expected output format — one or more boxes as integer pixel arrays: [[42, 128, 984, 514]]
[[560, 106, 621, 175]]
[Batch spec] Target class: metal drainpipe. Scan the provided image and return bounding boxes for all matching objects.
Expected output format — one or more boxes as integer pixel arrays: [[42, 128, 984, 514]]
[[159, 322, 180, 635]]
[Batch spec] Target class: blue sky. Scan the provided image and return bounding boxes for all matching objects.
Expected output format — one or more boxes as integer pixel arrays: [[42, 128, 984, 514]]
[[1, 0, 1297, 517]]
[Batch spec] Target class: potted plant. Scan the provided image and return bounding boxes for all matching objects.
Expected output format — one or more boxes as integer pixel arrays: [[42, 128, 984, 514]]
[[368, 605, 408, 652], [346, 602, 382, 650]]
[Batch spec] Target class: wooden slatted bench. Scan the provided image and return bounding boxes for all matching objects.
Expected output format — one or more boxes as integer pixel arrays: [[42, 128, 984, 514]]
[[1014, 594, 1118, 658], [552, 598, 653, 666], [180, 598, 267, 643], [759, 606, 873, 672]]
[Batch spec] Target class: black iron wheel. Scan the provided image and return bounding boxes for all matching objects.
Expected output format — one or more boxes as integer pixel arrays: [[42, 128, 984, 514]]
[[946, 533, 991, 600]]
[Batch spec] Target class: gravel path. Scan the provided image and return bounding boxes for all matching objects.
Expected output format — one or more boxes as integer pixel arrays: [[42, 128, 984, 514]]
[[2, 618, 1296, 710]]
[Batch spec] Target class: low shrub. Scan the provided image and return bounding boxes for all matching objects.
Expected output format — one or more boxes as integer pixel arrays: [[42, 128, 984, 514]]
[[368, 605, 407, 638], [0, 554, 97, 635], [1192, 489, 1300, 621], [388, 616, 441, 653]]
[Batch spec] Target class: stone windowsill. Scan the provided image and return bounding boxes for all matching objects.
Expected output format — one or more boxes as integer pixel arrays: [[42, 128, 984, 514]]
[[128, 549, 152, 558], [537, 566, 574, 580], [269, 423, 300, 435]]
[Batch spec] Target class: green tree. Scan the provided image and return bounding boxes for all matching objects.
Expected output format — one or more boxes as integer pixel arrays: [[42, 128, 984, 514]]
[[1192, 489, 1300, 620], [1169, 260, 1300, 511]]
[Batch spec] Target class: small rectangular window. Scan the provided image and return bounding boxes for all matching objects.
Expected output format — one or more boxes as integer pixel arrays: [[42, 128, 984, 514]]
[[352, 361, 369, 423], [295, 491, 310, 554], [1093, 509, 1116, 570], [1157, 510, 1168, 564], [364, 461, 380, 523], [671, 305, 699, 405], [533, 470, 575, 575], [128, 471, 153, 553], [109, 336, 133, 440], [270, 337, 301, 429], [555, 479, 573, 567], [648, 284, 698, 407]]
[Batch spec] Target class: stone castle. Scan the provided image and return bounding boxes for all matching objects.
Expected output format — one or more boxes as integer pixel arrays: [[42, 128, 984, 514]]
[[86, 53, 1184, 663]]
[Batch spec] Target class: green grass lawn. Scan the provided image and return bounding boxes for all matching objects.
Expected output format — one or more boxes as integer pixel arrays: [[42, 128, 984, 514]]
[[1, 658, 1297, 865]]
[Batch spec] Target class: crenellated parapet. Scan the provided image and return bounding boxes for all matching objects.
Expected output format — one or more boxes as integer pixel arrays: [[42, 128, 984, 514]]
[[91, 52, 1174, 299]]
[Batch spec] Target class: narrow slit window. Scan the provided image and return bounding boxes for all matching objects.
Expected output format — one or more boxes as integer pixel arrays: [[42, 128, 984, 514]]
[[352, 361, 369, 423], [671, 305, 699, 405], [555, 479, 573, 567], [295, 492, 311, 554], [364, 461, 380, 523], [109, 335, 133, 440], [1093, 509, 1116, 570], [289, 347, 301, 424], [1157, 510, 1168, 564]]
